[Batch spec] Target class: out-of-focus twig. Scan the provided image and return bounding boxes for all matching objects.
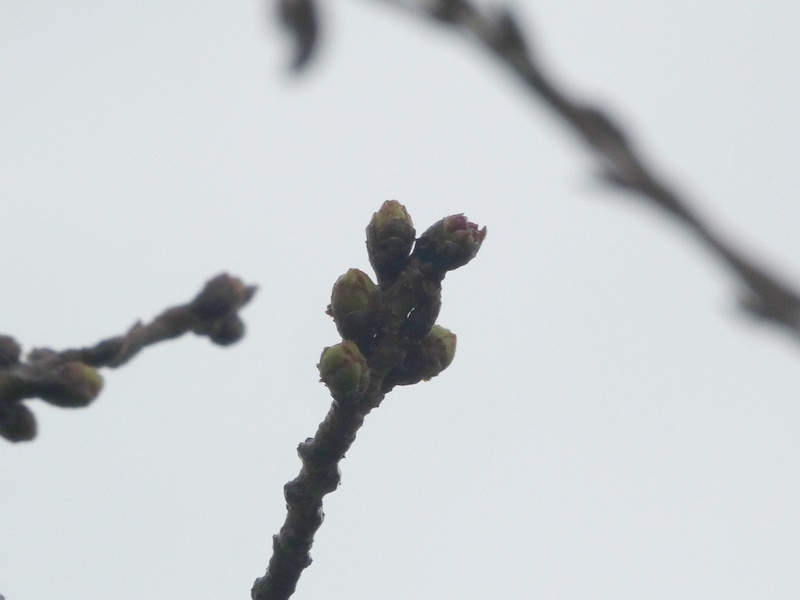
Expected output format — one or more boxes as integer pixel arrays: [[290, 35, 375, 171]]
[[277, 0, 318, 71], [0, 273, 257, 442], [348, 0, 800, 340]]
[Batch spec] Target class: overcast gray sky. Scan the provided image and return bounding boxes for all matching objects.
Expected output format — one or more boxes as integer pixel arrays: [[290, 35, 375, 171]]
[[2, 1, 800, 598]]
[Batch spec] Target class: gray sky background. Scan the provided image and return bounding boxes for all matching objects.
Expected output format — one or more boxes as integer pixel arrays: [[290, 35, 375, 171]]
[[2, 1, 800, 598]]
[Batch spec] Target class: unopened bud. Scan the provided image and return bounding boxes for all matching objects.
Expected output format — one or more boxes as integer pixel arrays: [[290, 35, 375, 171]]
[[0, 401, 37, 442], [318, 340, 369, 398], [40, 362, 104, 408], [209, 314, 246, 346], [366, 200, 416, 287], [385, 325, 457, 387], [192, 274, 257, 320], [414, 214, 486, 272], [327, 269, 377, 341], [418, 325, 457, 380]]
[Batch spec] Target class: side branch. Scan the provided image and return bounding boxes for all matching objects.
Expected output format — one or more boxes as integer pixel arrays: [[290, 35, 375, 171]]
[[0, 273, 256, 442]]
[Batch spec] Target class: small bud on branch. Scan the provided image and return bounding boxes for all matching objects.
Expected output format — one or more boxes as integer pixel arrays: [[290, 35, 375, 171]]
[[413, 213, 487, 274], [366, 199, 416, 288], [327, 268, 378, 343], [318, 340, 370, 400]]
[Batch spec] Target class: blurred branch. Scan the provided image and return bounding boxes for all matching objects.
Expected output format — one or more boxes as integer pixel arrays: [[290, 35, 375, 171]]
[[284, 0, 800, 340], [405, 0, 800, 336], [277, 0, 319, 71], [0, 273, 257, 442]]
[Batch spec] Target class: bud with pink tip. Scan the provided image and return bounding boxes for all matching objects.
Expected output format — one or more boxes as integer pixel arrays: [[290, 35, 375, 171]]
[[414, 214, 486, 273]]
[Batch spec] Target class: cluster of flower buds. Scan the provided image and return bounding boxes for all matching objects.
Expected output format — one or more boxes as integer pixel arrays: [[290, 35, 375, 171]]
[[0, 273, 257, 443], [0, 356, 104, 442], [190, 273, 257, 346], [319, 201, 485, 404], [38, 362, 104, 408]]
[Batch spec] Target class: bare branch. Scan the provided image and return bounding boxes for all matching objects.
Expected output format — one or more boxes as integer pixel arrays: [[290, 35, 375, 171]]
[[0, 273, 257, 442]]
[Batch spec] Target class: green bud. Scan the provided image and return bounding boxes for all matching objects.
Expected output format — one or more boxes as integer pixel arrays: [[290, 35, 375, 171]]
[[318, 340, 369, 398], [40, 362, 104, 408], [327, 269, 377, 341], [328, 268, 376, 318], [0, 401, 37, 442], [366, 200, 416, 287], [418, 325, 457, 380], [385, 325, 457, 388], [413, 214, 486, 273]]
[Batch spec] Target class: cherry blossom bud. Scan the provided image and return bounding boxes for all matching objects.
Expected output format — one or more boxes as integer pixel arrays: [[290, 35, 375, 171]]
[[414, 214, 486, 273], [191, 273, 257, 320], [418, 325, 457, 380], [327, 269, 377, 341], [366, 200, 416, 287], [318, 340, 369, 398], [386, 325, 457, 387]]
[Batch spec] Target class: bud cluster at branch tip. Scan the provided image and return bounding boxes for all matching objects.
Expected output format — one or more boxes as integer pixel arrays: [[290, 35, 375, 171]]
[[0, 359, 106, 440], [189, 274, 256, 346], [366, 200, 416, 288], [1, 272, 256, 443], [320, 201, 485, 400]]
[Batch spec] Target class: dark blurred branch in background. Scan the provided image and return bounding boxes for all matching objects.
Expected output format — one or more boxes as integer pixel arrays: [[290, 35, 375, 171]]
[[278, 0, 800, 341], [278, 0, 319, 70], [0, 273, 256, 442]]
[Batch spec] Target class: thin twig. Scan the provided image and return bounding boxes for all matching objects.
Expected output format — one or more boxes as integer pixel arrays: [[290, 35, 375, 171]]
[[0, 273, 257, 442]]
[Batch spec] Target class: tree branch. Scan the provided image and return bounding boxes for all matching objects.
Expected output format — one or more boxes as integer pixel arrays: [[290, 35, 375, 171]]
[[0, 273, 257, 442], [251, 203, 484, 600]]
